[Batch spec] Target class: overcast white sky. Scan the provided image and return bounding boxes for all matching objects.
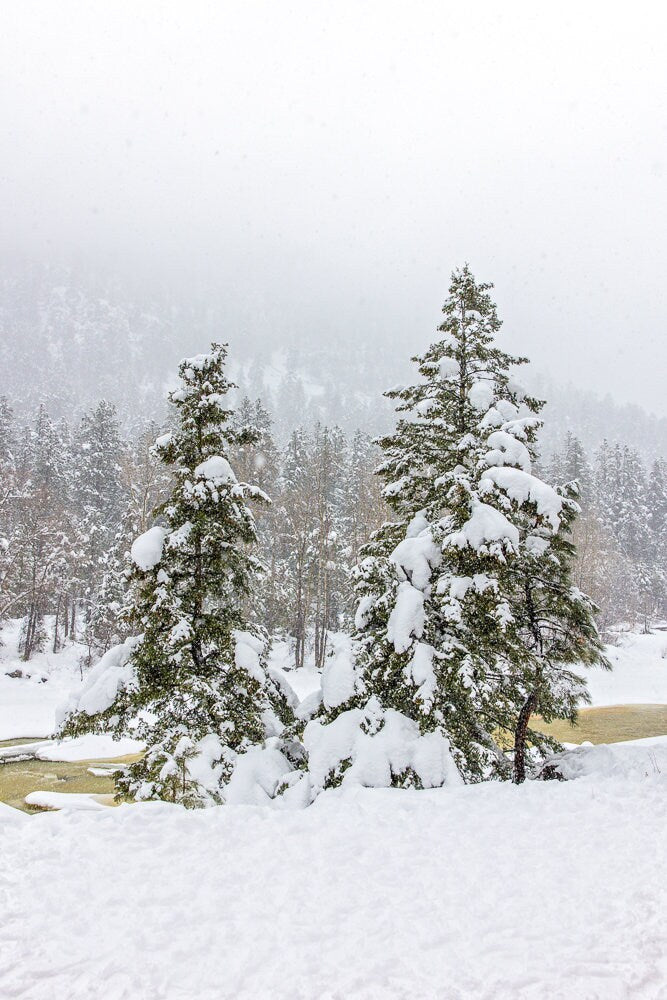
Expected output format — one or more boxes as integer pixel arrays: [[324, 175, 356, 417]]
[[2, 2, 666, 413]]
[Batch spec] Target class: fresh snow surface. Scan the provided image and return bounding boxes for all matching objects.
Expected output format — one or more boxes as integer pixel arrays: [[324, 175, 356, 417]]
[[2, 748, 665, 999], [587, 631, 667, 706], [0, 621, 87, 739], [130, 525, 167, 570], [193, 455, 237, 483], [0, 673, 68, 740], [23, 791, 110, 811], [0, 734, 143, 762]]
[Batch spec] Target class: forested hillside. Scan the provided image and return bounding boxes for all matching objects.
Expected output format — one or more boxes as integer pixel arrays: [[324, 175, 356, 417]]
[[2, 264, 666, 459]]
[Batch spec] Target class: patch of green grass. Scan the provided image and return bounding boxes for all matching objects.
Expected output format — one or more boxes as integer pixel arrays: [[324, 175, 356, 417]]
[[536, 704, 667, 745], [0, 752, 142, 813], [0, 737, 46, 748], [0, 759, 116, 812]]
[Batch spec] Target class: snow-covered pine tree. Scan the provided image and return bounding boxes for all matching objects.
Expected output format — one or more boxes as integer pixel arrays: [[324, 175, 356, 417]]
[[304, 265, 607, 793], [277, 428, 318, 668], [553, 432, 593, 508], [72, 400, 126, 605], [61, 344, 297, 806]]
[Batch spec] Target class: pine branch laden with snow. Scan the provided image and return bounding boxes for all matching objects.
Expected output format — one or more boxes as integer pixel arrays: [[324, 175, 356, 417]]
[[60, 343, 298, 807], [304, 265, 609, 791]]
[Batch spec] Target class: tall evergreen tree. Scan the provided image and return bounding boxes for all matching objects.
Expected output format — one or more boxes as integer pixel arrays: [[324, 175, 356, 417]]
[[304, 266, 607, 792], [61, 344, 296, 806]]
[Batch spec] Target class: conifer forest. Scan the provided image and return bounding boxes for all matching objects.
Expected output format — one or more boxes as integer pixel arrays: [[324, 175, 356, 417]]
[[1, 5, 666, 999]]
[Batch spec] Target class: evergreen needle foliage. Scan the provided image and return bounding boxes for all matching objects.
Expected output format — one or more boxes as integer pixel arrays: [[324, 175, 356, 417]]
[[310, 265, 608, 787], [61, 344, 295, 806]]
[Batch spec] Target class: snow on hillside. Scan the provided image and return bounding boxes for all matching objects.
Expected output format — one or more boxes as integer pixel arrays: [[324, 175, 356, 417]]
[[2, 752, 666, 1000]]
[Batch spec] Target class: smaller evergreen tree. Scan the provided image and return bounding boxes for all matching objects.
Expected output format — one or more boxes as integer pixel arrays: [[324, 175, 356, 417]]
[[61, 344, 296, 806]]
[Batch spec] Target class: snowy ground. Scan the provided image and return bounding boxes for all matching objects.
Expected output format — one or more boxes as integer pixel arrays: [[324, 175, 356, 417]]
[[0, 620, 88, 740], [588, 630, 667, 706], [1, 625, 667, 997], [2, 741, 666, 1000]]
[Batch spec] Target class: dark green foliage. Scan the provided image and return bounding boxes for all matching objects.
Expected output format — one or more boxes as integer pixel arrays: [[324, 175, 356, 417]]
[[313, 265, 609, 786], [62, 344, 295, 806]]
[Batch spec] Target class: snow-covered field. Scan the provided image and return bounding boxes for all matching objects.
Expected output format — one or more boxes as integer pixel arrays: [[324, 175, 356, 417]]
[[0, 620, 87, 741], [588, 631, 667, 706], [1, 624, 666, 998], [2, 742, 666, 1000]]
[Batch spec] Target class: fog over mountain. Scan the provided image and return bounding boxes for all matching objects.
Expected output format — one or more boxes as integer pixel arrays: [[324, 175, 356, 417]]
[[2, 2, 666, 418], [1, 262, 665, 465]]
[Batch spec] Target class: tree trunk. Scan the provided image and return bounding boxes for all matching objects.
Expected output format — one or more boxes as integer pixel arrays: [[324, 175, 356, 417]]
[[53, 594, 61, 653], [513, 691, 538, 784], [70, 598, 77, 641]]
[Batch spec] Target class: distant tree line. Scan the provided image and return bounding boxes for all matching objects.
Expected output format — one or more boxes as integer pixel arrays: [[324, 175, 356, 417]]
[[0, 394, 386, 664], [544, 433, 667, 634], [0, 397, 665, 666]]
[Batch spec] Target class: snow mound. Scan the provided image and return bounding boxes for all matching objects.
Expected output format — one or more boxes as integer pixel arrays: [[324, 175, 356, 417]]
[[550, 735, 667, 782], [37, 734, 143, 761], [387, 581, 425, 653], [304, 697, 462, 795], [57, 636, 140, 723], [224, 745, 294, 805], [320, 633, 357, 709], [24, 791, 110, 811], [130, 526, 167, 570], [193, 455, 237, 483], [446, 499, 519, 553]]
